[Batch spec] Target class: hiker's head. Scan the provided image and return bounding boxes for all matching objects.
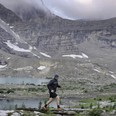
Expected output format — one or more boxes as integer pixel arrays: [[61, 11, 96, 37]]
[[54, 74, 59, 80]]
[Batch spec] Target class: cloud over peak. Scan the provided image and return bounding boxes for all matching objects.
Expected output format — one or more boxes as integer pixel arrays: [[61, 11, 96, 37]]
[[0, 0, 116, 20]]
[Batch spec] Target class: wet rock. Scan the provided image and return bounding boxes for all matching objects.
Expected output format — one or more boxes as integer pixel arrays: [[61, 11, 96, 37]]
[[110, 110, 116, 115], [12, 112, 21, 116], [34, 111, 45, 116], [67, 111, 77, 115]]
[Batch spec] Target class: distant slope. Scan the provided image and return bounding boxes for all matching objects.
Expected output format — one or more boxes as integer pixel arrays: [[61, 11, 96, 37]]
[[0, 2, 116, 86], [0, 4, 21, 24], [0, 0, 53, 21]]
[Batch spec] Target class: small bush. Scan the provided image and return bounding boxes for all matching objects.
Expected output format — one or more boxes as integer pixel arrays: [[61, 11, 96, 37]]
[[88, 108, 103, 116], [113, 103, 116, 109], [90, 103, 93, 109], [98, 98, 102, 101], [7, 112, 13, 116], [109, 96, 115, 102], [81, 105, 84, 109], [84, 89, 88, 93], [0, 90, 4, 93], [6, 89, 14, 94], [97, 103, 100, 109], [41, 88, 46, 92]]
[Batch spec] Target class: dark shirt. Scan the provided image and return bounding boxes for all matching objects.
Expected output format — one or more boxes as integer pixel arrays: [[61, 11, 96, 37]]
[[47, 78, 61, 92]]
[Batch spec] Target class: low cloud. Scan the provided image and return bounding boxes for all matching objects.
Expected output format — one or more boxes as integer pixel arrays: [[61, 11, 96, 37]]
[[43, 0, 116, 20], [0, 0, 44, 10], [0, 0, 116, 20]]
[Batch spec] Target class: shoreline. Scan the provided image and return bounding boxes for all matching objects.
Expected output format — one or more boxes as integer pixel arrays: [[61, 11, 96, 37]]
[[0, 92, 115, 100]]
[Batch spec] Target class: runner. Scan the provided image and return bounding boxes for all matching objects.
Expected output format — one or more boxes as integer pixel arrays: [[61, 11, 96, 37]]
[[43, 74, 62, 110]]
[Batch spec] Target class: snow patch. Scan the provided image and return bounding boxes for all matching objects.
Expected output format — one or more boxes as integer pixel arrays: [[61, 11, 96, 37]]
[[0, 19, 40, 59], [29, 45, 33, 51], [38, 66, 46, 70], [62, 54, 83, 59], [109, 71, 114, 74], [32, 53, 40, 58], [0, 65, 7, 69], [4, 40, 31, 52], [110, 75, 116, 79], [33, 47, 37, 50], [62, 53, 88, 59], [0, 110, 14, 116], [93, 69, 101, 73], [15, 42, 18, 45], [82, 53, 89, 58], [14, 66, 33, 71], [10, 26, 14, 29], [7, 57, 11, 60], [40, 52, 51, 58]]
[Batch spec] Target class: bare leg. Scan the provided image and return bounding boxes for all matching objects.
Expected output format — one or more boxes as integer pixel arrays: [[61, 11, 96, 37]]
[[56, 96, 60, 106], [46, 98, 53, 106], [43, 98, 53, 109]]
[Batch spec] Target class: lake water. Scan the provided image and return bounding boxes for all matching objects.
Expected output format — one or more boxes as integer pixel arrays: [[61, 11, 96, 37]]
[[0, 98, 57, 110], [0, 77, 50, 85], [0, 77, 66, 110]]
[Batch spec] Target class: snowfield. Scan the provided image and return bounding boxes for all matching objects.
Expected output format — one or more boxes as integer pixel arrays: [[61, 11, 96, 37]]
[[0, 64, 7, 69], [0, 110, 14, 116], [93, 69, 101, 73], [110, 75, 116, 79], [40, 52, 51, 58], [4, 40, 31, 52], [37, 66, 46, 70], [82, 53, 89, 58], [62, 53, 89, 59], [14, 66, 33, 71]]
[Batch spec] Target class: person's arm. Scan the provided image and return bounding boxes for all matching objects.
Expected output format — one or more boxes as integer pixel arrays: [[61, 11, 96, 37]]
[[57, 82, 61, 88]]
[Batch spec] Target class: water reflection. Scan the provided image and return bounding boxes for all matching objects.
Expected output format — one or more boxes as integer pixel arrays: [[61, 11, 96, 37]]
[[0, 77, 49, 85], [0, 98, 56, 110]]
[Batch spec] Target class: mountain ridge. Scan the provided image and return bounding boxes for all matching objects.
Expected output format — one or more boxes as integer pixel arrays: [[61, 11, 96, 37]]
[[0, 3, 116, 88], [0, 4, 21, 24]]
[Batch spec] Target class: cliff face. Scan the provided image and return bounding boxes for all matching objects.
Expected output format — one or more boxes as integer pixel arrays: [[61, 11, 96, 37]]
[[0, 4, 21, 24], [0, 3, 116, 88], [13, 17, 116, 56]]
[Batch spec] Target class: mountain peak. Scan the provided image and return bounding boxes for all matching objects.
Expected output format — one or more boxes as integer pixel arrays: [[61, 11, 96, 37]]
[[0, 0, 54, 21]]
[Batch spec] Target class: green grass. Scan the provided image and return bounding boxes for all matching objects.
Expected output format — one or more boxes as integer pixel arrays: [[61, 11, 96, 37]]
[[88, 108, 103, 116], [100, 83, 116, 92], [21, 111, 36, 116], [0, 86, 47, 95], [80, 95, 116, 103], [76, 95, 116, 110]]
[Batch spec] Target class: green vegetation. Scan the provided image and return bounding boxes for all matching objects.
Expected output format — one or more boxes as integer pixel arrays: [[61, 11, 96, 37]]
[[20, 111, 37, 116], [98, 83, 116, 92], [0, 88, 15, 94], [74, 95, 116, 112], [62, 95, 116, 116], [88, 108, 103, 116], [7, 112, 13, 116], [0, 85, 47, 95], [80, 95, 116, 103], [40, 107, 55, 116]]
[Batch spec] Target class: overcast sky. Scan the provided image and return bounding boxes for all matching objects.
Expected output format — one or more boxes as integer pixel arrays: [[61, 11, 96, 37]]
[[0, 0, 116, 20]]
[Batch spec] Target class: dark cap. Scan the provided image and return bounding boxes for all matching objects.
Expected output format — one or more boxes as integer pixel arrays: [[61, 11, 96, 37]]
[[54, 74, 59, 79]]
